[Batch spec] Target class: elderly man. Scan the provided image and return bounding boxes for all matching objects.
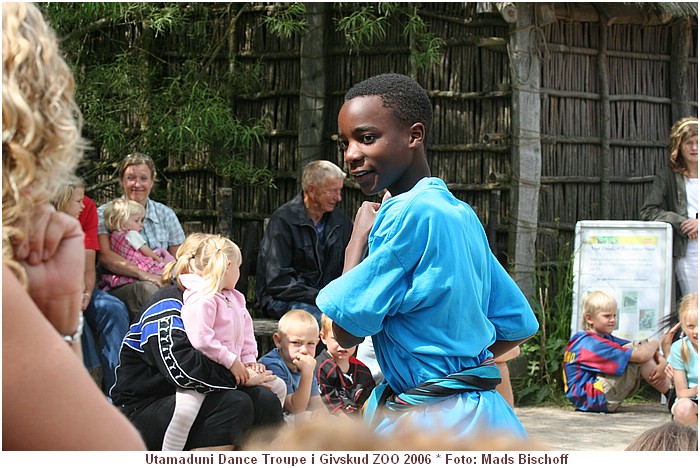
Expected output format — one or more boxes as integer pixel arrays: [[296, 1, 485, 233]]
[[256, 160, 352, 322]]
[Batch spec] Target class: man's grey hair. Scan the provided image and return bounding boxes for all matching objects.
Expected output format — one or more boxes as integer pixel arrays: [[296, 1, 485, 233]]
[[302, 160, 346, 190]]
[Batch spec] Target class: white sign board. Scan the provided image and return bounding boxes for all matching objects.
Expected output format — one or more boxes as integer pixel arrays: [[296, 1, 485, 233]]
[[571, 221, 673, 341]]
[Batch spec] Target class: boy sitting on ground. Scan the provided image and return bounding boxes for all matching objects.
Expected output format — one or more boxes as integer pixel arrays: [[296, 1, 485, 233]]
[[259, 309, 327, 421], [563, 290, 671, 412]]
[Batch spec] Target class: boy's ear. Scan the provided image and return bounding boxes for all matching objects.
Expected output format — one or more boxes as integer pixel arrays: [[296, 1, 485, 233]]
[[272, 332, 281, 347], [408, 122, 425, 148]]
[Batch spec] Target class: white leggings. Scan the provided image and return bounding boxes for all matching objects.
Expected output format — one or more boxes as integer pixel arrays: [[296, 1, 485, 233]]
[[162, 389, 206, 451], [161, 378, 287, 451], [676, 253, 698, 297]]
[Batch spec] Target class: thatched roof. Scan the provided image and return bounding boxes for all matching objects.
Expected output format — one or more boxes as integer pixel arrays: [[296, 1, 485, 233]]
[[630, 2, 698, 18]]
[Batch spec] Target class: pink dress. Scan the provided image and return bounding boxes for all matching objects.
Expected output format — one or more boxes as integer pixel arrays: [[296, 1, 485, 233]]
[[100, 230, 172, 290]]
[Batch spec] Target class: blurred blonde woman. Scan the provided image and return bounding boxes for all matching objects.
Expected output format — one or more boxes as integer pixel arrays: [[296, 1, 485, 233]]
[[2, 2, 144, 449]]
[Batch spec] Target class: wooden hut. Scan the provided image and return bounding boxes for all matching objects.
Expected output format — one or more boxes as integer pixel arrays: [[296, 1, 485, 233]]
[[82, 2, 697, 310]]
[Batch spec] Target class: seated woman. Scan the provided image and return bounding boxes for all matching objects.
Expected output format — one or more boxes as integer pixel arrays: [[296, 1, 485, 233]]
[[110, 233, 284, 450], [97, 152, 186, 319]]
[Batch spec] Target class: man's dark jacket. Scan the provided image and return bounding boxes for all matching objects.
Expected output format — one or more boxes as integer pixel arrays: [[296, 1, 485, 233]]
[[255, 192, 352, 317]]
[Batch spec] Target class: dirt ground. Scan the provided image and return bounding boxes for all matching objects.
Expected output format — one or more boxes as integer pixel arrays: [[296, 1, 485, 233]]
[[514, 400, 672, 451]]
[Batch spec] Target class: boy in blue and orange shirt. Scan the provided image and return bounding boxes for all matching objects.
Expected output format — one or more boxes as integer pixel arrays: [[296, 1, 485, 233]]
[[563, 290, 671, 412]]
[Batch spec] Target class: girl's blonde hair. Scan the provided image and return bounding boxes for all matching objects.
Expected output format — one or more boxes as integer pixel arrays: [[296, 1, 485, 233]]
[[51, 176, 85, 213], [103, 198, 145, 232], [191, 234, 242, 297], [668, 117, 698, 177], [582, 290, 617, 330], [2, 2, 86, 285], [677, 292, 698, 364], [161, 232, 210, 287]]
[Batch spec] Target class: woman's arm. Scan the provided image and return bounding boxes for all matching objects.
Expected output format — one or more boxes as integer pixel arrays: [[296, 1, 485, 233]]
[[97, 232, 150, 278], [2, 266, 146, 450], [98, 232, 163, 285]]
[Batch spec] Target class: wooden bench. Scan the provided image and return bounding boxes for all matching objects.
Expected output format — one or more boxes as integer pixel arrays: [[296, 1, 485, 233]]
[[252, 318, 279, 336], [252, 317, 278, 355]]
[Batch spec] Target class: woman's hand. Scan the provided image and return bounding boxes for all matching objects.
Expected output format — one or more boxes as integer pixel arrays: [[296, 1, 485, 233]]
[[680, 217, 698, 240], [242, 369, 276, 388], [141, 271, 164, 287], [244, 362, 266, 374], [17, 204, 84, 336]]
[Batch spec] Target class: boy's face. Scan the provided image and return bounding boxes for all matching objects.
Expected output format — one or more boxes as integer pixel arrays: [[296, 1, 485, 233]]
[[338, 95, 422, 196], [586, 307, 617, 335], [274, 323, 319, 372], [320, 326, 356, 365]]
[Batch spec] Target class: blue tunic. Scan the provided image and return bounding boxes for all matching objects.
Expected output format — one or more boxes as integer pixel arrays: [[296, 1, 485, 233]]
[[317, 177, 539, 437]]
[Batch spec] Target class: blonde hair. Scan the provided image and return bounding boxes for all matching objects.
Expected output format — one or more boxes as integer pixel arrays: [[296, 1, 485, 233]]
[[582, 290, 617, 330], [669, 117, 698, 177], [301, 160, 345, 191], [277, 309, 319, 338], [51, 176, 85, 214], [190, 234, 242, 297], [103, 198, 145, 232], [2, 2, 86, 285], [161, 232, 210, 286], [319, 313, 333, 337], [677, 292, 698, 365]]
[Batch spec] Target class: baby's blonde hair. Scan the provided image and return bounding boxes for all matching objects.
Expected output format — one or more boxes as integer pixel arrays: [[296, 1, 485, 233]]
[[277, 309, 319, 339], [103, 198, 145, 232], [677, 292, 698, 365], [161, 232, 210, 286], [2, 2, 86, 285], [191, 234, 242, 297], [582, 290, 617, 330]]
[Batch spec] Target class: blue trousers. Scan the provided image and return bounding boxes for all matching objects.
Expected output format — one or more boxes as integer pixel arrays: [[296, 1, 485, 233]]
[[82, 289, 130, 394]]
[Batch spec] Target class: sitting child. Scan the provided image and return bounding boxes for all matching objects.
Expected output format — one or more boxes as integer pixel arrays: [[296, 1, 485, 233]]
[[162, 234, 286, 451], [563, 290, 670, 412], [99, 197, 174, 289], [315, 314, 376, 416], [668, 293, 698, 426], [260, 309, 327, 421]]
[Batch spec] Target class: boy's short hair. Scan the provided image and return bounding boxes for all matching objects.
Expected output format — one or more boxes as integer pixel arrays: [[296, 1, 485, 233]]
[[277, 309, 319, 338], [319, 313, 333, 337], [582, 290, 617, 329], [103, 198, 146, 232], [345, 73, 433, 145]]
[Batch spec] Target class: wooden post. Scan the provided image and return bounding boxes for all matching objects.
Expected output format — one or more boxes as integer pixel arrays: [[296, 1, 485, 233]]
[[217, 187, 233, 239], [298, 2, 327, 179], [597, 9, 611, 219], [507, 4, 542, 304], [670, 18, 692, 122]]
